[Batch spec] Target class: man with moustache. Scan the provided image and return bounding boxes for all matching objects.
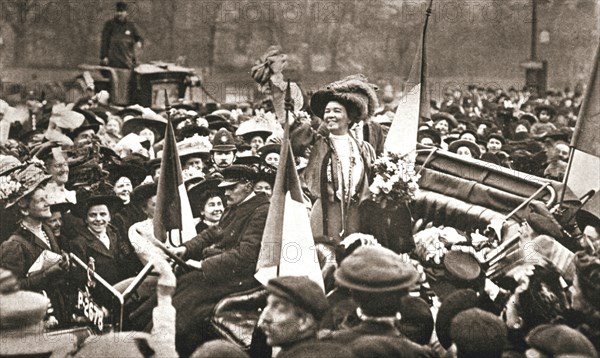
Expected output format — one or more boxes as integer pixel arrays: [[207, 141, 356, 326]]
[[208, 128, 237, 174], [134, 165, 269, 356], [258, 276, 330, 356]]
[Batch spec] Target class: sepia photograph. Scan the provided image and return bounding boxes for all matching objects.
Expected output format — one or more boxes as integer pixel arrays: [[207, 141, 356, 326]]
[[0, 0, 599, 357]]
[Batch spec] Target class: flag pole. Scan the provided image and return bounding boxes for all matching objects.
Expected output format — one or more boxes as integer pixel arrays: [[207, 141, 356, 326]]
[[419, 0, 433, 120], [558, 145, 576, 208]]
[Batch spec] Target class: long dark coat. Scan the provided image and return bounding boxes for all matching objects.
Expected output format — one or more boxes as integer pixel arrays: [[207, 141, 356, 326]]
[[292, 122, 375, 243], [131, 192, 270, 356], [0, 223, 64, 290], [69, 225, 132, 285], [0, 223, 72, 324]]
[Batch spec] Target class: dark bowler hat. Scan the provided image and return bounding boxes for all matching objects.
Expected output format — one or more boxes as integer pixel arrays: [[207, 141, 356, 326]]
[[266, 276, 328, 321], [211, 128, 237, 152], [234, 153, 261, 166], [218, 165, 257, 188], [334, 246, 418, 292]]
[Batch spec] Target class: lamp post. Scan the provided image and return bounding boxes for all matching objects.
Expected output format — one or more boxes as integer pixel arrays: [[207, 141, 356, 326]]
[[521, 0, 547, 96]]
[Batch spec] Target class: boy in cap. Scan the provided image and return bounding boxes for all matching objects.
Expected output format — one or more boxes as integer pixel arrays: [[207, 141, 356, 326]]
[[258, 276, 329, 356], [322, 245, 422, 344], [100, 1, 143, 69]]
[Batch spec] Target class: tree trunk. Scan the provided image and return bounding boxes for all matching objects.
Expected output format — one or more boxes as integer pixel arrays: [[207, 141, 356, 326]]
[[12, 27, 27, 66]]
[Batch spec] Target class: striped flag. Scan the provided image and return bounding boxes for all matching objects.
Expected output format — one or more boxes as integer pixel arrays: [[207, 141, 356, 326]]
[[255, 82, 324, 290], [153, 113, 197, 245], [566, 43, 600, 217], [384, 0, 433, 156], [571, 42, 600, 158]]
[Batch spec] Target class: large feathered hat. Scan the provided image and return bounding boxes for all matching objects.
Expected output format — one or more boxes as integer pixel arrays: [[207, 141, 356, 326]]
[[310, 74, 378, 124]]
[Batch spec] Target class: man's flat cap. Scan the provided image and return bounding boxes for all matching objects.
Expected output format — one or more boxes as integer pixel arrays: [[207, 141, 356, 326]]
[[266, 276, 328, 321]]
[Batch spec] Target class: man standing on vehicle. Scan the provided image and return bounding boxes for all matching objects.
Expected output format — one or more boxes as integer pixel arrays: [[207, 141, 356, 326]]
[[100, 2, 143, 69]]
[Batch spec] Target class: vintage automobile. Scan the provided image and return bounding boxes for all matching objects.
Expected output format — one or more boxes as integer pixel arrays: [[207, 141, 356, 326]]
[[65, 62, 203, 110], [48, 146, 584, 351]]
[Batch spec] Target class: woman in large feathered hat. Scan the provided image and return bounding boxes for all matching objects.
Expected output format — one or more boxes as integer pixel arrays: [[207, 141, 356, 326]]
[[294, 74, 378, 243]]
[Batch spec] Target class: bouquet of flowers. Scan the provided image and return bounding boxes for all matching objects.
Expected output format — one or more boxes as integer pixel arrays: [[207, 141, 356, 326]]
[[0, 173, 24, 203], [369, 152, 420, 209]]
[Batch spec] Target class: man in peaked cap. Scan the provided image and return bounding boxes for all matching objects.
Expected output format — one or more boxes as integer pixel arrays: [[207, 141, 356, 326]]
[[258, 276, 329, 356], [321, 246, 421, 345], [100, 1, 143, 69], [209, 128, 237, 172], [133, 164, 270, 356]]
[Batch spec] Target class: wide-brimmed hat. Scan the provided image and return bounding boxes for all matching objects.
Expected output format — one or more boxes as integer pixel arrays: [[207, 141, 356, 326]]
[[417, 128, 441, 147], [106, 163, 148, 188], [310, 74, 378, 124], [432, 112, 459, 129], [178, 122, 210, 139], [130, 182, 157, 206], [73, 193, 123, 218], [334, 246, 418, 292], [188, 177, 223, 217], [0, 155, 22, 176], [49, 102, 85, 131], [487, 133, 506, 145], [211, 128, 237, 152], [0, 290, 76, 356], [206, 110, 235, 131], [235, 117, 274, 143], [233, 153, 261, 166], [519, 112, 539, 126], [1, 161, 52, 208], [177, 134, 212, 162], [121, 116, 168, 142], [50, 201, 74, 213], [257, 143, 281, 162], [448, 139, 482, 158], [218, 165, 258, 188]]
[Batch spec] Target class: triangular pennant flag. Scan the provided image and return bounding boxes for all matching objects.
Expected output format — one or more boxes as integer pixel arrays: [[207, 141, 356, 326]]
[[384, 0, 433, 156], [153, 101, 197, 245], [255, 82, 324, 290]]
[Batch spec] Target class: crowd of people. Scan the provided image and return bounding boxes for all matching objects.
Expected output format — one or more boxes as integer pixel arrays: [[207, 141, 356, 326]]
[[0, 62, 599, 358]]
